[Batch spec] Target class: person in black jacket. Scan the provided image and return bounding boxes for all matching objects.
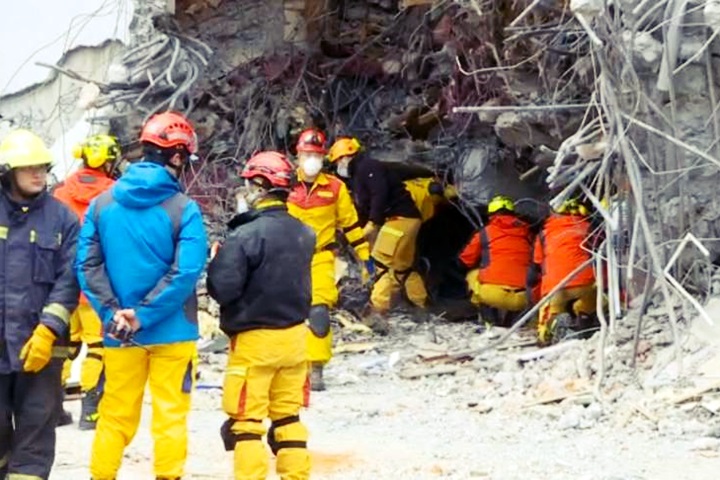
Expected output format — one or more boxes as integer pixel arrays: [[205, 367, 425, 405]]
[[327, 137, 426, 320], [0, 129, 80, 479], [207, 151, 315, 480]]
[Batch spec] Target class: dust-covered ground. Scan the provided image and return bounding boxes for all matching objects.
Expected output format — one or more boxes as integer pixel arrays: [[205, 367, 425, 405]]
[[53, 314, 720, 480]]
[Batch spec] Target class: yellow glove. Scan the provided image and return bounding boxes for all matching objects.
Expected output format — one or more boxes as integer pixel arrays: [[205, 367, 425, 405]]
[[444, 185, 458, 200], [363, 222, 380, 246], [20, 324, 56, 373]]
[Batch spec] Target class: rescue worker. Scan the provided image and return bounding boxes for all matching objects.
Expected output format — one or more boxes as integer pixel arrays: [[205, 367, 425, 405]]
[[207, 151, 314, 480], [458, 195, 533, 326], [532, 198, 597, 344], [287, 128, 371, 391], [0, 129, 80, 479], [75, 112, 208, 480], [328, 136, 425, 317], [54, 134, 120, 430]]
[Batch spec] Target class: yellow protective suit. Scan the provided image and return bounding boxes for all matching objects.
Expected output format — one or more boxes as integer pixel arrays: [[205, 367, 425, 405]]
[[465, 270, 528, 312], [90, 341, 196, 480], [538, 285, 597, 344], [370, 177, 453, 312], [61, 303, 104, 391], [222, 323, 310, 480], [370, 217, 427, 311], [287, 172, 369, 365]]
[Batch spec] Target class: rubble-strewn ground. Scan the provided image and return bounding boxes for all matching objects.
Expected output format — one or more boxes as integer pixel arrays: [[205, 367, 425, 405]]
[[53, 303, 720, 480]]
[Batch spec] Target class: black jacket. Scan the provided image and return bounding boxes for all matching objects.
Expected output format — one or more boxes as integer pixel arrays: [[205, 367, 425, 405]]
[[349, 154, 420, 225], [0, 190, 80, 373], [207, 204, 315, 336]]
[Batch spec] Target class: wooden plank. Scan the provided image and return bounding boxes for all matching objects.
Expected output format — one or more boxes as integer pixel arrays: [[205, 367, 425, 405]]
[[671, 380, 720, 405], [335, 342, 378, 354], [398, 365, 463, 380], [523, 390, 591, 408]]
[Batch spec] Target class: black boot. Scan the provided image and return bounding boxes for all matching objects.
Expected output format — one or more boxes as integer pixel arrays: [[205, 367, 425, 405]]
[[79, 388, 101, 431], [57, 407, 73, 427], [310, 363, 326, 392]]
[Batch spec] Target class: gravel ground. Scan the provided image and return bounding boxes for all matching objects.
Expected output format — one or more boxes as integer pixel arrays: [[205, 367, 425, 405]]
[[52, 318, 720, 480]]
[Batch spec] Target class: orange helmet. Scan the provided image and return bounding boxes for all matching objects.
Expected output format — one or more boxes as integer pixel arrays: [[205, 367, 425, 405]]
[[140, 111, 198, 154], [327, 137, 361, 162], [241, 151, 294, 188], [296, 128, 326, 154]]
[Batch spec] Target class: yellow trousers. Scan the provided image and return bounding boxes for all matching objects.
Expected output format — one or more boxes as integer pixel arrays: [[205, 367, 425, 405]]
[[223, 324, 310, 480], [90, 342, 196, 480], [307, 251, 334, 364], [465, 270, 527, 311], [538, 285, 597, 343], [370, 217, 427, 311], [61, 303, 104, 391]]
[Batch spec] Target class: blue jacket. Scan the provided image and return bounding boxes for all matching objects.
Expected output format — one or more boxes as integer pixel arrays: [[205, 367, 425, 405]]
[[75, 162, 208, 347], [0, 190, 80, 373]]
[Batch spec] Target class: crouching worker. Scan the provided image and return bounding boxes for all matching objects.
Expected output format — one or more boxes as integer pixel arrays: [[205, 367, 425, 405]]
[[459, 195, 533, 327], [0, 130, 80, 479], [208, 151, 315, 480], [533, 198, 597, 344]]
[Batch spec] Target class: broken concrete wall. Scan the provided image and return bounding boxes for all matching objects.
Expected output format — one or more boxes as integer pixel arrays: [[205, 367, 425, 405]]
[[0, 41, 125, 143]]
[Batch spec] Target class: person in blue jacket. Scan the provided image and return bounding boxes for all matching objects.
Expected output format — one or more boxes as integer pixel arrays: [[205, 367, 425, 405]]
[[75, 112, 208, 480], [0, 129, 80, 480]]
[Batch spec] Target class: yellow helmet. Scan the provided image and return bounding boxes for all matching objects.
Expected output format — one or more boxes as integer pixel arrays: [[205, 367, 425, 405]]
[[0, 129, 53, 169], [327, 137, 361, 163], [488, 195, 515, 214], [72, 134, 121, 169], [555, 198, 589, 216]]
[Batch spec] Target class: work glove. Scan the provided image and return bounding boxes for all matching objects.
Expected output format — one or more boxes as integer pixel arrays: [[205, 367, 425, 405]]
[[363, 222, 380, 246], [20, 324, 57, 373]]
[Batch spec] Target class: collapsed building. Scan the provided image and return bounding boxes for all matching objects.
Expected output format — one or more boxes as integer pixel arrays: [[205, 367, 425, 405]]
[[3, 0, 720, 354]]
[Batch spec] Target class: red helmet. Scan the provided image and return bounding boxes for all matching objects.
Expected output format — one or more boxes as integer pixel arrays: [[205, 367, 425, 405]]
[[140, 111, 198, 154], [240, 151, 294, 188], [296, 128, 327, 154]]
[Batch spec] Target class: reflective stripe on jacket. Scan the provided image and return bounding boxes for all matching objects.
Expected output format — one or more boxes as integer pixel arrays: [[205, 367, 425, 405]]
[[0, 190, 80, 373], [288, 172, 369, 260]]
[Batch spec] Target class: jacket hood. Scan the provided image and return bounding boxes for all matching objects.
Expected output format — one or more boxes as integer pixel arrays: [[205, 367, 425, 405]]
[[63, 168, 115, 207], [112, 162, 181, 209], [546, 213, 588, 229], [489, 213, 529, 231]]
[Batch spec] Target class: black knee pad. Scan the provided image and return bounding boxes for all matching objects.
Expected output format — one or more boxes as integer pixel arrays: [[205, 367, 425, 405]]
[[267, 415, 306, 455], [307, 305, 331, 338], [220, 418, 262, 451]]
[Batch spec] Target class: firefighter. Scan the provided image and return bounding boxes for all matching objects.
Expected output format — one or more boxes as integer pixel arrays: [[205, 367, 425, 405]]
[[75, 112, 208, 480], [208, 151, 314, 480], [54, 134, 120, 430], [532, 198, 597, 344], [459, 195, 533, 326], [0, 129, 80, 479], [328, 136, 426, 317], [287, 128, 371, 391]]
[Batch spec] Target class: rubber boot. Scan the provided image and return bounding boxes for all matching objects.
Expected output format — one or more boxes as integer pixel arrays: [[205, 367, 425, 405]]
[[310, 363, 326, 392], [362, 309, 390, 336], [57, 407, 73, 427], [79, 388, 101, 431]]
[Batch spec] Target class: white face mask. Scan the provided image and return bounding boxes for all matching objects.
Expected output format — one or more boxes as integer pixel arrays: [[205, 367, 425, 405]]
[[235, 191, 249, 214], [300, 155, 323, 178], [336, 157, 351, 178], [236, 180, 264, 213]]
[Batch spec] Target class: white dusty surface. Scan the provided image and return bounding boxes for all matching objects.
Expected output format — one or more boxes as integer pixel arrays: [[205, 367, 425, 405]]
[[53, 320, 720, 480]]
